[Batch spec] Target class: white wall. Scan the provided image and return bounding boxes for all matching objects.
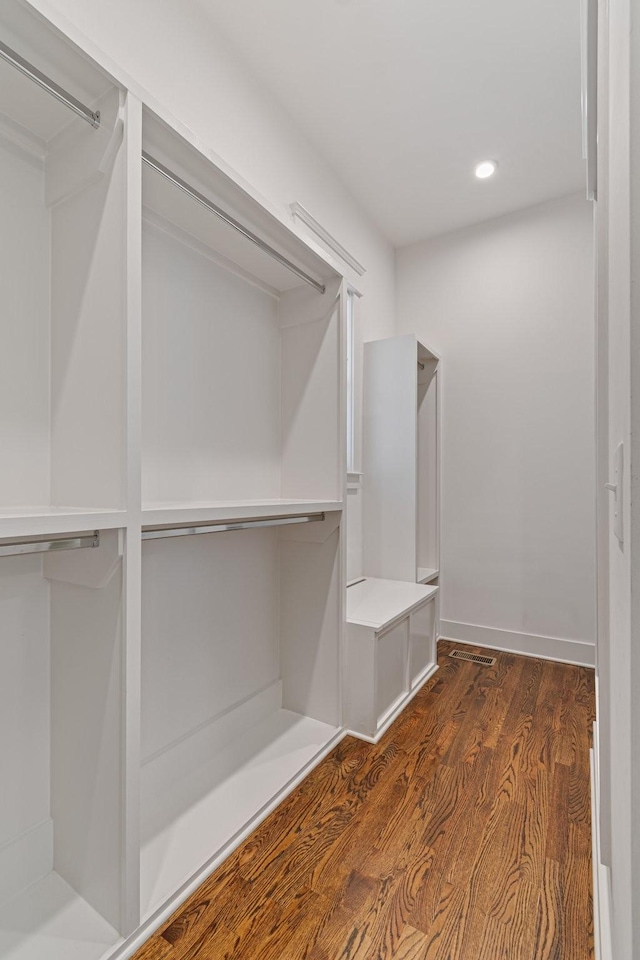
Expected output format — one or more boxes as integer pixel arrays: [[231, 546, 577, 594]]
[[32, 0, 395, 580], [396, 193, 596, 663]]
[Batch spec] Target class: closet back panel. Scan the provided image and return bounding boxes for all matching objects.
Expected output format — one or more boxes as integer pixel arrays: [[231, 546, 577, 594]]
[[0, 538, 125, 931], [141, 528, 280, 761], [363, 334, 417, 581], [50, 561, 124, 931], [49, 90, 128, 510], [0, 557, 50, 852], [280, 525, 341, 726], [417, 366, 438, 571], [0, 82, 127, 512], [0, 144, 50, 507], [141, 221, 281, 503], [280, 278, 343, 502]]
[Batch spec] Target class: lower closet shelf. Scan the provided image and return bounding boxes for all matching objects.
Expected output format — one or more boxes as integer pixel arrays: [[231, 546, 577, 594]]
[[140, 709, 342, 919], [0, 873, 119, 960]]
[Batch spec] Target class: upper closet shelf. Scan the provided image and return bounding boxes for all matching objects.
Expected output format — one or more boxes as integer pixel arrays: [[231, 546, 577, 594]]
[[141, 499, 343, 528], [0, 507, 126, 540], [142, 109, 338, 296]]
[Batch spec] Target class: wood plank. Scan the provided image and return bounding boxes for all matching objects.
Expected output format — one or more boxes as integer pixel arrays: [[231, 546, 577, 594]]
[[132, 642, 595, 960], [134, 938, 174, 960]]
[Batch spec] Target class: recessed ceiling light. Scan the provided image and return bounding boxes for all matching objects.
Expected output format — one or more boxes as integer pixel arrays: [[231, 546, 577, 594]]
[[475, 160, 497, 179]]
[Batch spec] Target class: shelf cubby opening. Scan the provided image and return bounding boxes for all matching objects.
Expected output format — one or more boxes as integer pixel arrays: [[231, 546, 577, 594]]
[[141, 110, 343, 513], [0, 0, 128, 530], [139, 513, 342, 920], [0, 529, 126, 960]]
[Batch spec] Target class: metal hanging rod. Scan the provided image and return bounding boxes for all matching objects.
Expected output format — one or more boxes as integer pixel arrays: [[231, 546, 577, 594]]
[[142, 513, 325, 542], [0, 40, 100, 128], [142, 151, 326, 295], [0, 531, 100, 558]]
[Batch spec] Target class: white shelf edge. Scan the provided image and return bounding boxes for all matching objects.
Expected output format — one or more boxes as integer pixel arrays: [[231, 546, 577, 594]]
[[289, 201, 366, 277], [141, 499, 343, 527], [0, 509, 127, 540], [347, 578, 439, 632], [417, 567, 440, 584]]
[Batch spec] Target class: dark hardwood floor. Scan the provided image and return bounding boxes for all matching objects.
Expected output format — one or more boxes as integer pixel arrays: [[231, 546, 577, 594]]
[[135, 639, 596, 960]]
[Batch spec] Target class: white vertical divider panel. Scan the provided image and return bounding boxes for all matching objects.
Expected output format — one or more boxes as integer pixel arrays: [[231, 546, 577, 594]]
[[47, 86, 127, 510], [363, 334, 418, 581], [122, 92, 143, 937], [337, 279, 348, 729], [48, 530, 124, 931]]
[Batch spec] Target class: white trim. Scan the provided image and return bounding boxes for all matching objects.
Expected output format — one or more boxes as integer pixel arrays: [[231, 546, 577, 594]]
[[290, 201, 366, 276], [347, 661, 439, 744], [591, 722, 614, 960], [440, 620, 595, 667], [346, 291, 357, 474]]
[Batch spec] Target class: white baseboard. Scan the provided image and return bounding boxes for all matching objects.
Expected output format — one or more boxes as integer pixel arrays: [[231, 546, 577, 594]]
[[591, 719, 613, 960], [440, 619, 595, 667], [0, 817, 53, 905]]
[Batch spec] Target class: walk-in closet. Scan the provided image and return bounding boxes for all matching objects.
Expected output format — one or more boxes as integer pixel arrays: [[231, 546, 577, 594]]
[[0, 0, 618, 956]]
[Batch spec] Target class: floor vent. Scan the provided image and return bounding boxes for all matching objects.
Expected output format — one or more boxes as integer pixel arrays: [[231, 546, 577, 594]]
[[449, 649, 496, 666]]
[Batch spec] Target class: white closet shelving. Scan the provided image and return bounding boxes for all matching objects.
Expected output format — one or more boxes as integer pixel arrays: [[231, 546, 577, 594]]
[[0, 3, 128, 958], [0, 2, 127, 538], [363, 334, 441, 588], [0, 4, 346, 959], [138, 108, 345, 921]]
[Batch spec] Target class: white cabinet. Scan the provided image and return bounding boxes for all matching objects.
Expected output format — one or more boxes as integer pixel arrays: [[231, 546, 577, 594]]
[[363, 334, 441, 588], [346, 578, 439, 742], [0, 5, 347, 958]]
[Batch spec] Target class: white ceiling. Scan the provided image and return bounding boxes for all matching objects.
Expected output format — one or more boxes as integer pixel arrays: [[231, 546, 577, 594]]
[[196, 0, 586, 247]]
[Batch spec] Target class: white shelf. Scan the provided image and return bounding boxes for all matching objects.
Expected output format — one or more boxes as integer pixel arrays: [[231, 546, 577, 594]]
[[139, 709, 342, 919], [0, 872, 120, 960], [347, 577, 439, 631], [141, 499, 343, 527], [0, 508, 127, 540], [417, 567, 439, 584]]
